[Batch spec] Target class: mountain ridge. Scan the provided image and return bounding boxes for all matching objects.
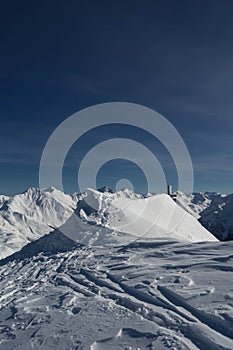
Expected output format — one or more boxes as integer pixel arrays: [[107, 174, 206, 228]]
[[0, 187, 220, 260]]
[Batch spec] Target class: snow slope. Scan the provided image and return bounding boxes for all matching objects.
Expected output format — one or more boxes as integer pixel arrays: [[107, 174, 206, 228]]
[[0, 188, 218, 260], [0, 187, 217, 264], [0, 188, 231, 349], [0, 187, 79, 259], [177, 192, 233, 240], [0, 233, 232, 349]]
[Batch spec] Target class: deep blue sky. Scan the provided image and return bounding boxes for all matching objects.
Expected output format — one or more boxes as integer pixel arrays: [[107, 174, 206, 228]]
[[0, 0, 232, 195]]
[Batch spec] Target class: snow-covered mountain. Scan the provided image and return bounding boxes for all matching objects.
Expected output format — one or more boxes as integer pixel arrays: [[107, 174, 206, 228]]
[[0, 187, 233, 349], [67, 188, 217, 244], [0, 187, 79, 259], [176, 192, 233, 240], [0, 188, 222, 260], [2, 187, 233, 261]]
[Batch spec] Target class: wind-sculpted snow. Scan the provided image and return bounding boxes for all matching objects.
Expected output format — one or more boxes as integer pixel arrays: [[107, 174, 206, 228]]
[[0, 187, 219, 260], [72, 188, 217, 243], [0, 235, 233, 349]]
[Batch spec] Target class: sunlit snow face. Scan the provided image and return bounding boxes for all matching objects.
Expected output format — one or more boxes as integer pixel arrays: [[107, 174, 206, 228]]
[[39, 102, 194, 242]]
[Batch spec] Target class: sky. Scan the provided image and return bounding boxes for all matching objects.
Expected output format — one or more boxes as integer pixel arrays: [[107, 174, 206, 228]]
[[0, 0, 232, 195]]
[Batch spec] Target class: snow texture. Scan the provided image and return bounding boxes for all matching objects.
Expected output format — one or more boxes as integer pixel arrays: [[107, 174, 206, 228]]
[[0, 187, 232, 349]]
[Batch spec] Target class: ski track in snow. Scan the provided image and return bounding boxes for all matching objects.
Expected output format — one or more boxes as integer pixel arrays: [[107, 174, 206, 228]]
[[0, 239, 233, 349], [0, 187, 232, 349]]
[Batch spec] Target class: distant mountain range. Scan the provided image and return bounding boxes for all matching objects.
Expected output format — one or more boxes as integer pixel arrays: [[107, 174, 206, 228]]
[[176, 191, 233, 240], [1, 187, 231, 259]]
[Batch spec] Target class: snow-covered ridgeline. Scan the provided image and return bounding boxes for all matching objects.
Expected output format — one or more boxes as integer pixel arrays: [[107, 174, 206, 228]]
[[176, 192, 233, 240], [0, 187, 220, 260], [0, 187, 80, 259]]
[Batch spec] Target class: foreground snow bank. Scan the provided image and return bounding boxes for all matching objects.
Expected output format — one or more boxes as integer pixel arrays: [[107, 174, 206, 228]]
[[0, 237, 232, 349]]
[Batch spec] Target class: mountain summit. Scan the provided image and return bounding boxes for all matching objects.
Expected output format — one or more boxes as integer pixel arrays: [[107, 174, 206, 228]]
[[0, 187, 220, 259]]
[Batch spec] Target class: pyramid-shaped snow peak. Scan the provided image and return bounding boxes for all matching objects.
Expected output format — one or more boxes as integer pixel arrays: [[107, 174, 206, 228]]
[[63, 188, 217, 244], [0, 187, 78, 259]]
